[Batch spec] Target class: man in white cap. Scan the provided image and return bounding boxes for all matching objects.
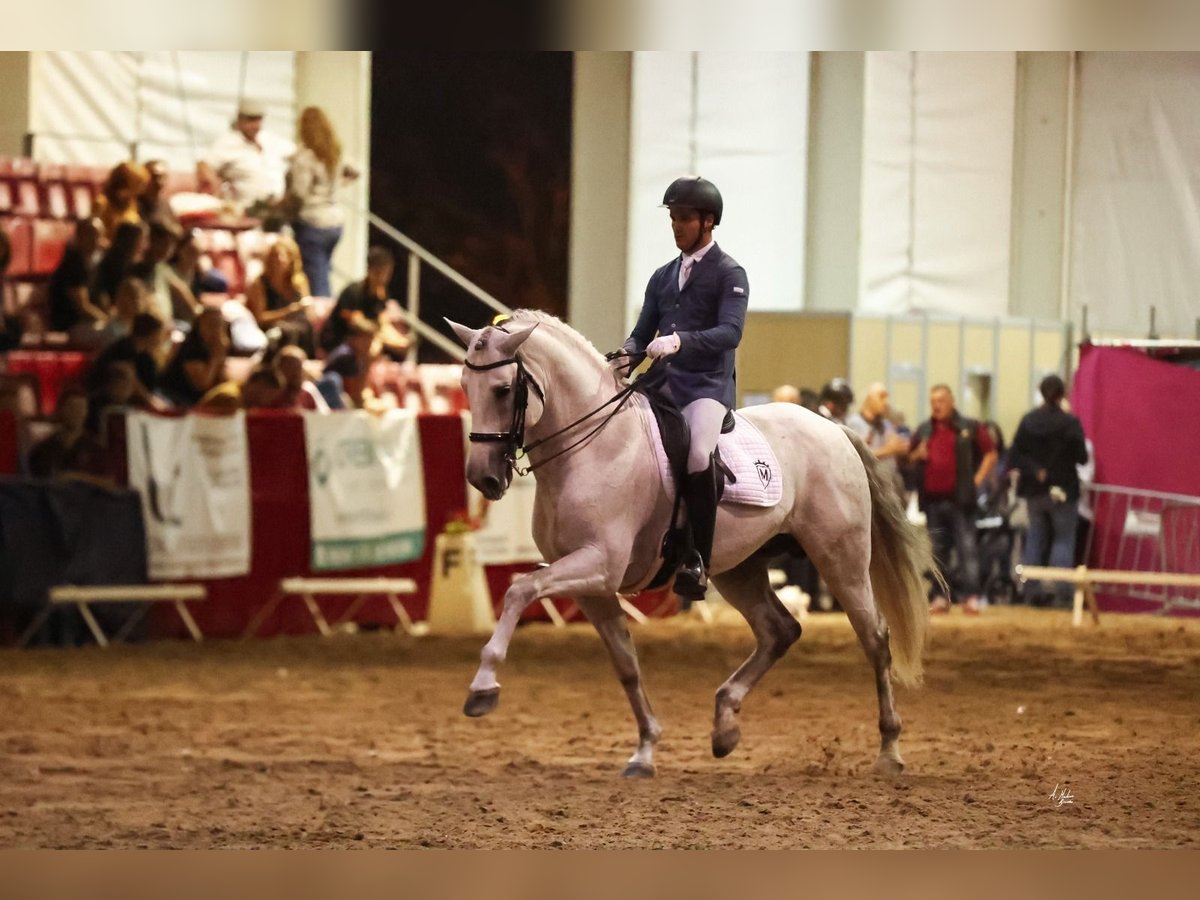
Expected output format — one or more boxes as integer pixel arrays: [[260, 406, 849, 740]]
[[198, 98, 295, 209]]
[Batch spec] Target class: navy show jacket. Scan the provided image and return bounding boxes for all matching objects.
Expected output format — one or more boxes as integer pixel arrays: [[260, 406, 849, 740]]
[[623, 242, 749, 409]]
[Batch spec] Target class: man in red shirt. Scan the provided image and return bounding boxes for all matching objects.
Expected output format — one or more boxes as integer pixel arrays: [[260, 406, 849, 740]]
[[909, 384, 997, 614]]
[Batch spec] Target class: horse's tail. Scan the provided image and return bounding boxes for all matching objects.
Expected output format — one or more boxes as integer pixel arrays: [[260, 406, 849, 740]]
[[841, 426, 939, 687]]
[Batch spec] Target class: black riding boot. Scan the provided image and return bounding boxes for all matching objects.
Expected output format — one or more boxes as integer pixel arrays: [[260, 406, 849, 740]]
[[675, 459, 719, 602]]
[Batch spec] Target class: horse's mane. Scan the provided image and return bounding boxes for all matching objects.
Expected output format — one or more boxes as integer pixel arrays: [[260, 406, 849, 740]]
[[507, 309, 608, 367]]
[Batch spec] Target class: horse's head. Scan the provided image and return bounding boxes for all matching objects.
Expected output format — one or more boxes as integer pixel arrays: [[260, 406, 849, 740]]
[[448, 318, 544, 500]]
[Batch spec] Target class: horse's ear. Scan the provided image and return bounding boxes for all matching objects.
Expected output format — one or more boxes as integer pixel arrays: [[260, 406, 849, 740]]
[[493, 322, 539, 355], [445, 319, 478, 349]]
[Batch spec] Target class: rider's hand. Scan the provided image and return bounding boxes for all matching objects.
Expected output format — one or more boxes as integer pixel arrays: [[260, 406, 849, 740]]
[[646, 333, 681, 359]]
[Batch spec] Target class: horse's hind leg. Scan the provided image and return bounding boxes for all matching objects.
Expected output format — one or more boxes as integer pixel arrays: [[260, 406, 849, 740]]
[[576, 596, 662, 778], [709, 556, 803, 758], [822, 566, 905, 776]]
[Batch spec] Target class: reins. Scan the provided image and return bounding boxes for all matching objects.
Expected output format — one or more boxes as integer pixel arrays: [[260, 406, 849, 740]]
[[464, 352, 658, 477]]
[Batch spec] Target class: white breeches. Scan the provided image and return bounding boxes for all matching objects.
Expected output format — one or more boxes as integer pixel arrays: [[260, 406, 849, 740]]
[[682, 398, 726, 473]]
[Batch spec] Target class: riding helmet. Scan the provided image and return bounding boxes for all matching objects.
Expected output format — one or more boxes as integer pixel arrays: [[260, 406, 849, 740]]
[[661, 176, 723, 226]]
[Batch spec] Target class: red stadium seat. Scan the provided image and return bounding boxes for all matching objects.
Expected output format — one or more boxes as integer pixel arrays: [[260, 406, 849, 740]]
[[4, 350, 90, 415], [12, 178, 40, 218], [0, 216, 33, 278], [31, 219, 73, 276]]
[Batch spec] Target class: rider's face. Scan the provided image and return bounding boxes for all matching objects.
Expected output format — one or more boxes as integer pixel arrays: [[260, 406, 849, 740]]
[[670, 207, 709, 253]]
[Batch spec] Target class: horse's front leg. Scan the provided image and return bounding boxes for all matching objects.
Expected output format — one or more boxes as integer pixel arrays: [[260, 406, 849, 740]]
[[464, 544, 616, 717]]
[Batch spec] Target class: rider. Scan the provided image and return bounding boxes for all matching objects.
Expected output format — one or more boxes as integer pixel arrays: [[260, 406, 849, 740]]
[[611, 175, 749, 601]]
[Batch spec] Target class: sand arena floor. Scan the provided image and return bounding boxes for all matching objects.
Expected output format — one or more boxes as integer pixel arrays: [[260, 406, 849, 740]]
[[1, 605, 1198, 849]]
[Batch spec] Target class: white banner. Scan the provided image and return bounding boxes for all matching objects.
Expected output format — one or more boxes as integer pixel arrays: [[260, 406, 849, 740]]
[[472, 474, 541, 565], [304, 409, 426, 571], [126, 410, 251, 580]]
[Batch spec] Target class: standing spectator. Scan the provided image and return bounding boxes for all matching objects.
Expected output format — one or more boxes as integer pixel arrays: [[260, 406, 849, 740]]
[[288, 106, 357, 298], [1009, 374, 1089, 608], [93, 221, 148, 310], [909, 384, 998, 614], [197, 98, 295, 210], [93, 162, 149, 238], [134, 221, 201, 329], [47, 217, 105, 334], [770, 384, 800, 405], [320, 246, 409, 357], [846, 381, 908, 499], [28, 387, 102, 480], [137, 160, 183, 233], [159, 308, 229, 407], [817, 378, 854, 424], [245, 238, 315, 355]]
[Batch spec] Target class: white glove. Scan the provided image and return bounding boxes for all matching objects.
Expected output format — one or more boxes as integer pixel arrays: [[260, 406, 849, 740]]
[[646, 333, 681, 359]]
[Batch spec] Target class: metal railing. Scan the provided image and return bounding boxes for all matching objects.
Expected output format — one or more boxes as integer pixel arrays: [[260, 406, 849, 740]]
[[1081, 482, 1200, 613]]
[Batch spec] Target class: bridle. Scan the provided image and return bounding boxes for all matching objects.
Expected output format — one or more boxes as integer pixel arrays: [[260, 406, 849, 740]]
[[464, 349, 650, 477]]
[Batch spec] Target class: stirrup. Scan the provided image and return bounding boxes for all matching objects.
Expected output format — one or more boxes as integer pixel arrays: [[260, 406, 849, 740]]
[[674, 552, 708, 601]]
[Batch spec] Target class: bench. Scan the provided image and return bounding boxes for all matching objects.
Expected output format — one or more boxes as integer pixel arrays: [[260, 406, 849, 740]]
[[19, 584, 206, 647], [1015, 565, 1200, 626], [241, 577, 423, 639]]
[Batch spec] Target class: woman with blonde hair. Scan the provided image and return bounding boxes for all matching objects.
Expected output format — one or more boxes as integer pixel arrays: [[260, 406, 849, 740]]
[[93, 162, 150, 238], [244, 236, 315, 355], [287, 106, 358, 298]]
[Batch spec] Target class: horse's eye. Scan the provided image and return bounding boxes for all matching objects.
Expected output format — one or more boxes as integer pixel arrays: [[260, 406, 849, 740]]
[[493, 384, 512, 399]]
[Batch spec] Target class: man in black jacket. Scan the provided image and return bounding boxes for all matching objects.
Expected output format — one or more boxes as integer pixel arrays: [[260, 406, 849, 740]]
[[1010, 374, 1089, 607]]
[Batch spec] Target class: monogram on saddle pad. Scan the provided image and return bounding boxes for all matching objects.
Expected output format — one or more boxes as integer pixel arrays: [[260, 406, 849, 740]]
[[638, 399, 783, 508]]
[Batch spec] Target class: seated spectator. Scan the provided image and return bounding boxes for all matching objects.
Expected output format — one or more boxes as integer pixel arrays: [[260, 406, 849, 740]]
[[159, 308, 230, 407], [47, 217, 105, 334], [93, 162, 149, 238], [245, 237, 315, 355], [240, 366, 285, 409], [137, 159, 183, 233], [85, 364, 138, 439], [28, 387, 103, 480], [85, 312, 168, 409], [320, 246, 410, 358], [70, 276, 147, 350], [322, 319, 385, 410], [171, 230, 229, 298], [93, 221, 148, 310], [135, 221, 201, 329], [275, 345, 330, 411], [0, 227, 20, 351]]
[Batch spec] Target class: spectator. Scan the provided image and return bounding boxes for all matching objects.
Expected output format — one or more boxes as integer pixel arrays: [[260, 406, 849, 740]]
[[85, 312, 167, 409], [135, 221, 201, 329], [170, 230, 229, 298], [93, 221, 148, 310], [95, 277, 148, 347], [770, 384, 800, 405], [767, 382, 823, 608], [160, 308, 229, 407], [0, 227, 17, 351], [909, 384, 998, 614], [240, 366, 285, 409], [846, 381, 908, 499], [288, 106, 358, 298], [85, 363, 138, 439], [1009, 374, 1089, 608], [799, 387, 820, 413], [245, 237, 315, 355], [93, 162, 149, 238], [275, 345, 329, 411], [28, 387, 102, 480], [47, 217, 105, 334], [197, 98, 295, 210], [137, 159, 183, 233], [322, 318, 380, 410], [320, 245, 409, 357], [817, 378, 853, 424]]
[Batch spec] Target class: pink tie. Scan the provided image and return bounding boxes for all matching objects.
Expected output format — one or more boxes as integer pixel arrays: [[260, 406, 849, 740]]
[[679, 257, 694, 291]]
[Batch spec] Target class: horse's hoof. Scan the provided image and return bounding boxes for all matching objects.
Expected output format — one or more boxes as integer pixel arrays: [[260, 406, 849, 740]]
[[463, 688, 500, 717], [711, 724, 741, 758], [872, 753, 905, 777], [622, 761, 656, 779]]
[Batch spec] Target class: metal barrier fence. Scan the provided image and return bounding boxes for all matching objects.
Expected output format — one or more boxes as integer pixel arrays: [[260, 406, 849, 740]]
[[1082, 482, 1200, 613]]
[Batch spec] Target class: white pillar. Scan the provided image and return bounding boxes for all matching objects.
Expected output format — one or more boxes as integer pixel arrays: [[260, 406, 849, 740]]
[[568, 51, 632, 352], [294, 51, 371, 295]]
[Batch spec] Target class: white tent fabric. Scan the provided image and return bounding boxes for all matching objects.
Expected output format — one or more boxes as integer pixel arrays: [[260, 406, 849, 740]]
[[626, 51, 809, 330], [28, 51, 296, 169], [1070, 52, 1200, 340], [858, 51, 1016, 318]]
